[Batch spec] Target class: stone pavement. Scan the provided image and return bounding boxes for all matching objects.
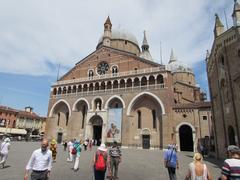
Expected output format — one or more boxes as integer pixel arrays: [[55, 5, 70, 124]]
[[1, 142, 223, 180]]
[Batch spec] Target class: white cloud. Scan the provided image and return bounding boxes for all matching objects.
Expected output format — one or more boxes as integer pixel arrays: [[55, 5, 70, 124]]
[[0, 0, 233, 76]]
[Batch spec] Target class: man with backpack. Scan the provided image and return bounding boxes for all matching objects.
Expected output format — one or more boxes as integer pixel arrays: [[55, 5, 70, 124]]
[[93, 143, 109, 180], [72, 140, 81, 172]]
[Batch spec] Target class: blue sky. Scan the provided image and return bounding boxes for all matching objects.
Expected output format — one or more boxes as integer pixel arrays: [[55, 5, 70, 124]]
[[0, 0, 233, 116]]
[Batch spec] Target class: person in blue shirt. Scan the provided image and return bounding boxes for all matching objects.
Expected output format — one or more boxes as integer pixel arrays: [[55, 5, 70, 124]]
[[72, 140, 81, 172], [164, 144, 179, 180]]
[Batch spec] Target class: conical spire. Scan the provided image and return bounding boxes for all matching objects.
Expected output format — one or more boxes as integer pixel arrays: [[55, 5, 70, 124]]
[[214, 14, 224, 37], [104, 16, 112, 26], [215, 14, 224, 27], [232, 0, 240, 26], [142, 30, 149, 48], [140, 31, 153, 61], [103, 16, 112, 47], [169, 49, 177, 64]]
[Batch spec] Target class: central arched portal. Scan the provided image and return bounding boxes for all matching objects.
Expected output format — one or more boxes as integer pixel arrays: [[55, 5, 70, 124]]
[[179, 125, 193, 151], [90, 115, 103, 146]]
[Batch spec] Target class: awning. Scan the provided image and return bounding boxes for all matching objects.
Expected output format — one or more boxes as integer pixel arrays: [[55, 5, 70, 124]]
[[0, 127, 27, 135]]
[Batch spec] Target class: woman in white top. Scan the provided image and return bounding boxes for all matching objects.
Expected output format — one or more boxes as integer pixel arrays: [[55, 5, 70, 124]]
[[185, 152, 212, 180], [0, 137, 11, 168]]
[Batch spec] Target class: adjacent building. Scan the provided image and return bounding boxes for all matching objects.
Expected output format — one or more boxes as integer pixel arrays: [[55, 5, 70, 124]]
[[0, 105, 46, 138], [206, 0, 240, 158], [46, 17, 212, 151], [16, 106, 46, 136]]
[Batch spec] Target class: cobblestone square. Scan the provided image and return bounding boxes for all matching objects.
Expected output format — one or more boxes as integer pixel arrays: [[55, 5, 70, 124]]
[[1, 142, 222, 180]]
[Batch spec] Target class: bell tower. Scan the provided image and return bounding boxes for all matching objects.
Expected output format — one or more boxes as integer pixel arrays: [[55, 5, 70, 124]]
[[103, 16, 112, 47]]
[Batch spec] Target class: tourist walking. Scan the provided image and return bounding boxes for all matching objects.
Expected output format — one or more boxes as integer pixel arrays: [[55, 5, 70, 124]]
[[0, 137, 11, 169], [185, 152, 212, 180], [72, 140, 81, 172], [84, 139, 88, 151], [164, 144, 179, 180], [221, 145, 240, 179], [108, 141, 121, 180], [50, 139, 57, 162], [24, 138, 52, 180], [67, 140, 74, 162], [63, 141, 67, 151], [93, 143, 109, 180]]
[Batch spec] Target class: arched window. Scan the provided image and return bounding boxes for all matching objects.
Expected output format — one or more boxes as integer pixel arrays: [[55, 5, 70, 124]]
[[95, 82, 100, 91], [107, 81, 112, 89], [157, 74, 164, 84], [149, 76, 155, 85], [120, 79, 125, 88], [152, 110, 156, 129], [127, 78, 132, 87], [101, 82, 105, 90], [65, 112, 69, 126], [72, 86, 76, 93], [141, 76, 147, 86], [89, 83, 94, 91], [113, 80, 118, 89], [63, 87, 67, 94], [112, 65, 118, 76], [134, 78, 140, 87], [57, 87, 62, 94], [137, 110, 141, 129], [67, 86, 71, 93], [220, 55, 224, 66], [83, 84, 88, 92], [57, 112, 60, 126], [53, 88, 57, 95], [88, 69, 94, 79], [78, 85, 82, 92]]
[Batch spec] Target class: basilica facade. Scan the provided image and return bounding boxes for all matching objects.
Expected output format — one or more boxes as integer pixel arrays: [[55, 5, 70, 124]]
[[45, 17, 212, 151]]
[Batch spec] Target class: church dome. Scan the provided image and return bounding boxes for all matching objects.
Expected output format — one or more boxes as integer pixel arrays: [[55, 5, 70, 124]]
[[166, 49, 193, 73], [97, 28, 141, 55], [166, 61, 193, 73], [98, 29, 139, 47]]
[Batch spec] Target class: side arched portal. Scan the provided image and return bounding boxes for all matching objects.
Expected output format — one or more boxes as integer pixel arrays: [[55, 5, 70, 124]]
[[179, 125, 193, 151], [127, 92, 165, 148]]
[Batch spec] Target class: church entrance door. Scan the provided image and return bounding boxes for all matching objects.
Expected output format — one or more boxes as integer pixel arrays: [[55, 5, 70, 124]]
[[57, 132, 63, 143], [142, 135, 150, 149], [93, 125, 102, 146], [90, 115, 103, 146], [179, 125, 193, 151]]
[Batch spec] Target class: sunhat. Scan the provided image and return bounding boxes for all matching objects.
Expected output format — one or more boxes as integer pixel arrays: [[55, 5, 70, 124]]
[[98, 143, 107, 152]]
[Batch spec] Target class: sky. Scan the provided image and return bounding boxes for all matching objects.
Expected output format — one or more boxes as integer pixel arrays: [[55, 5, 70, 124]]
[[0, 0, 233, 116]]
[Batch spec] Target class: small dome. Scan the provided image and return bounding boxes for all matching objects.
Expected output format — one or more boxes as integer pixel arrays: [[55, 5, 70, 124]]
[[98, 28, 139, 47], [166, 61, 193, 73]]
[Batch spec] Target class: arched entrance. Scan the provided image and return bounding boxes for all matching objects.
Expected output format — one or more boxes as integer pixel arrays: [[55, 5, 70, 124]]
[[179, 125, 193, 151], [90, 115, 103, 146]]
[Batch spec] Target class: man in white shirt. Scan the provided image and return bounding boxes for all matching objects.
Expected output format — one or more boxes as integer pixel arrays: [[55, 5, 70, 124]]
[[24, 139, 52, 180], [0, 137, 11, 168]]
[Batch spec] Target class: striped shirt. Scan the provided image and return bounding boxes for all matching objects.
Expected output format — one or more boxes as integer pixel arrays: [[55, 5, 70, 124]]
[[222, 158, 240, 179], [109, 146, 121, 157]]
